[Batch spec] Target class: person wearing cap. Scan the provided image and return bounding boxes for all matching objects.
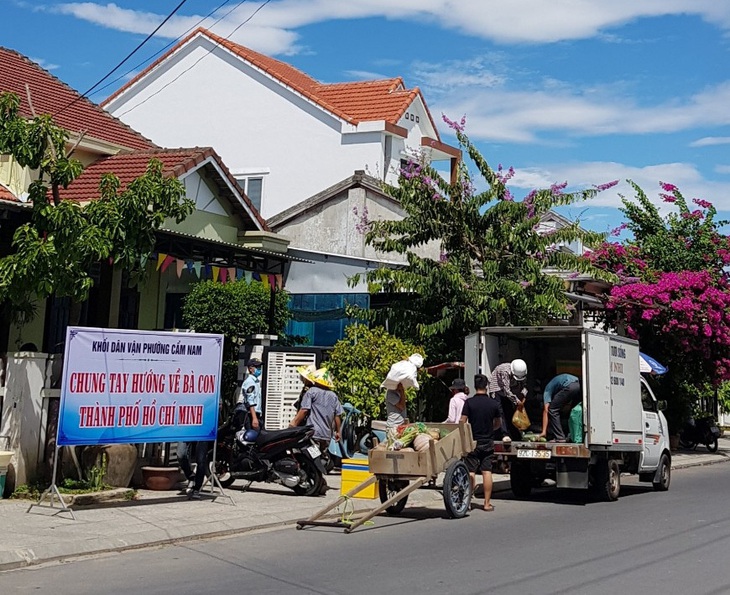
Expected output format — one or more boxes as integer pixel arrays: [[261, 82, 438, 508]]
[[444, 377, 470, 423], [239, 357, 263, 430], [487, 359, 528, 441]]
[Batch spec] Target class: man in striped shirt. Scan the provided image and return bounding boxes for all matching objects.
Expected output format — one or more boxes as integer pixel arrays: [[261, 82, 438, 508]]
[[488, 359, 528, 440]]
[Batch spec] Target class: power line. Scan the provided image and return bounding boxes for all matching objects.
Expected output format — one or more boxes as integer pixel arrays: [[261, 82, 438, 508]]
[[54, 0, 190, 116], [115, 0, 273, 119], [90, 0, 246, 100]]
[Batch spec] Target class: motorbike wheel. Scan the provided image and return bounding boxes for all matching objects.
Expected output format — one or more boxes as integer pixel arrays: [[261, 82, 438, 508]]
[[208, 449, 236, 488], [706, 438, 719, 453], [678, 436, 697, 450], [379, 479, 409, 515], [292, 454, 324, 497]]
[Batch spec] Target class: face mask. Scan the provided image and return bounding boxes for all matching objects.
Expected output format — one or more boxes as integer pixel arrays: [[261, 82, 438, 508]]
[[253, 368, 262, 378]]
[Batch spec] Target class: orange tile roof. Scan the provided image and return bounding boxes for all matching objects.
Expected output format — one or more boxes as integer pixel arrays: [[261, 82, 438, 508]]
[[57, 147, 268, 230], [104, 28, 438, 138], [0, 185, 19, 202], [0, 47, 156, 152]]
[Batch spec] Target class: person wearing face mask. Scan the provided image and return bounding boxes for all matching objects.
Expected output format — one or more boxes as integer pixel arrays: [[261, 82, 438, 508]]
[[238, 358, 264, 430]]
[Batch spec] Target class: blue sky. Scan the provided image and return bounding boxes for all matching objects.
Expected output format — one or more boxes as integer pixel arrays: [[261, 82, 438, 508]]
[[4, 0, 730, 234]]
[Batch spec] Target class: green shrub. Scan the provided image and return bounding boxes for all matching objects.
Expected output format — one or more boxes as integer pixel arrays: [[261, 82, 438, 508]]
[[182, 280, 290, 415], [325, 324, 426, 420]]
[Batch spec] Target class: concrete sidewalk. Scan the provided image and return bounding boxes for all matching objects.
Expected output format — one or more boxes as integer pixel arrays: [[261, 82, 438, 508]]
[[1, 439, 728, 572]]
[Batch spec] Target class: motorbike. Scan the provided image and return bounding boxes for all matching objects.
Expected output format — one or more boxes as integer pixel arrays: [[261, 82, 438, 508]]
[[211, 423, 326, 496], [679, 415, 721, 453]]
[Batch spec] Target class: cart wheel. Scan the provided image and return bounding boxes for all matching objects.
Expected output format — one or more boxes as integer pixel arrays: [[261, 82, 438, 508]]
[[379, 479, 409, 515], [443, 460, 471, 518]]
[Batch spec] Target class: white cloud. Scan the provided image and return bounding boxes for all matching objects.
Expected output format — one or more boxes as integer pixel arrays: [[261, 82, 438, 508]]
[[432, 82, 730, 143], [52, 1, 730, 51], [30, 56, 59, 70], [715, 165, 730, 174], [507, 160, 730, 212], [691, 137, 730, 147]]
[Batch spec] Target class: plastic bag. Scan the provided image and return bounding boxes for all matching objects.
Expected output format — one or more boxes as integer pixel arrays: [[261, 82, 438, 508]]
[[512, 407, 531, 431], [569, 403, 583, 443]]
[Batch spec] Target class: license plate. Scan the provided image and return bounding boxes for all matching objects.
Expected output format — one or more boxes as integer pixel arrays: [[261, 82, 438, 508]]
[[307, 444, 321, 458], [517, 449, 551, 459]]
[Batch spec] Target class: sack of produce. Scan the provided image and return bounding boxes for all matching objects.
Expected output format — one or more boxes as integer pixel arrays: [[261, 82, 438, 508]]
[[381, 358, 420, 390]]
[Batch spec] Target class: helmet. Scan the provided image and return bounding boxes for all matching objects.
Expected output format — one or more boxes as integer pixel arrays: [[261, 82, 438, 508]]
[[510, 359, 527, 381], [242, 429, 259, 443]]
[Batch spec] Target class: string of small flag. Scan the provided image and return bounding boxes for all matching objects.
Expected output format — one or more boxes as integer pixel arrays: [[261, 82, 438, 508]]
[[152, 253, 283, 289]]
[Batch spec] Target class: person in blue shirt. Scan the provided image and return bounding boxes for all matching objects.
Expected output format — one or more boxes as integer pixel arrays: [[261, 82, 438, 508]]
[[238, 358, 263, 430], [540, 373, 581, 442]]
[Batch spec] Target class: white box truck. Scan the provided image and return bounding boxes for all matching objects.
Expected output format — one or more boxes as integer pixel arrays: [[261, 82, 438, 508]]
[[464, 326, 671, 501]]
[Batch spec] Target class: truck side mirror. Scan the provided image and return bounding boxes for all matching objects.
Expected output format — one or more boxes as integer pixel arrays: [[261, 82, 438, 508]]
[[657, 400, 667, 411]]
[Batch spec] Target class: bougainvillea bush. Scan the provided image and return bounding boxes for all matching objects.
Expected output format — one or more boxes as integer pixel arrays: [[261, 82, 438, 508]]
[[589, 182, 730, 429]]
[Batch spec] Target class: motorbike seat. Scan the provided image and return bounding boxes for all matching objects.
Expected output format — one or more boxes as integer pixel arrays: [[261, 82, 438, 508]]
[[256, 426, 312, 447]]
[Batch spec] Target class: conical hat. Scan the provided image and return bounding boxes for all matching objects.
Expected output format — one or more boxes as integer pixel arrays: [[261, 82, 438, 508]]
[[310, 367, 335, 389], [296, 364, 316, 384]]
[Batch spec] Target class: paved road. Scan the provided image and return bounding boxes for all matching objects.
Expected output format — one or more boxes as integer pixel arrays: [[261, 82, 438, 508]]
[[5, 463, 730, 595]]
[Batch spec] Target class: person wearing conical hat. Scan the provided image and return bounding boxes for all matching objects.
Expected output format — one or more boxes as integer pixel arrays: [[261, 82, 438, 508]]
[[290, 367, 343, 493], [293, 364, 316, 412]]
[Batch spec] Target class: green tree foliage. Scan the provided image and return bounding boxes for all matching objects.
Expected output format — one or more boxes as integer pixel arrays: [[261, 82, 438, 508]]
[[325, 324, 426, 421], [0, 91, 194, 323], [181, 280, 291, 408], [354, 118, 616, 361]]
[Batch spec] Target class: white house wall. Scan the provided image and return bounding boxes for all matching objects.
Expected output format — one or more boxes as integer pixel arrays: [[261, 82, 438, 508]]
[[105, 37, 384, 220]]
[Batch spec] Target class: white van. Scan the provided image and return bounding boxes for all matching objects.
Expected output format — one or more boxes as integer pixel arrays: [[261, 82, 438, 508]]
[[465, 326, 671, 501]]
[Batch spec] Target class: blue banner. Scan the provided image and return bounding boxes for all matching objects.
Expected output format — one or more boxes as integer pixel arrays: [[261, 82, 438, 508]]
[[57, 327, 224, 446]]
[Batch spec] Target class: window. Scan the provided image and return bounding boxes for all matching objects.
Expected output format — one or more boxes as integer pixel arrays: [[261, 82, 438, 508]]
[[235, 175, 265, 212], [641, 384, 656, 412], [285, 293, 369, 347], [246, 177, 263, 211]]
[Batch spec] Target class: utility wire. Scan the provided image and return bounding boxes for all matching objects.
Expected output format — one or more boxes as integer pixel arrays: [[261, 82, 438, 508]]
[[90, 0, 246, 100], [54, 0, 190, 116], [115, 0, 273, 119]]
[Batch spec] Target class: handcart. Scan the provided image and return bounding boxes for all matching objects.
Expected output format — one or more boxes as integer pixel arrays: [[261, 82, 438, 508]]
[[296, 423, 476, 533]]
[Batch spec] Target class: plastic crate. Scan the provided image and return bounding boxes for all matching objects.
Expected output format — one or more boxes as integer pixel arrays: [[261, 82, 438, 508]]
[[340, 458, 378, 499]]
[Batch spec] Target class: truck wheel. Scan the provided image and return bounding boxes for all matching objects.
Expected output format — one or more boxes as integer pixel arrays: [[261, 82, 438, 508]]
[[592, 459, 620, 501], [379, 479, 409, 515], [510, 462, 533, 499], [443, 460, 471, 518], [652, 454, 671, 491]]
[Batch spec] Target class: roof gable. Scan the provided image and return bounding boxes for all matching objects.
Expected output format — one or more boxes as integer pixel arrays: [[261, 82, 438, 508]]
[[57, 147, 268, 231], [103, 28, 436, 137], [268, 170, 394, 229], [0, 47, 156, 152]]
